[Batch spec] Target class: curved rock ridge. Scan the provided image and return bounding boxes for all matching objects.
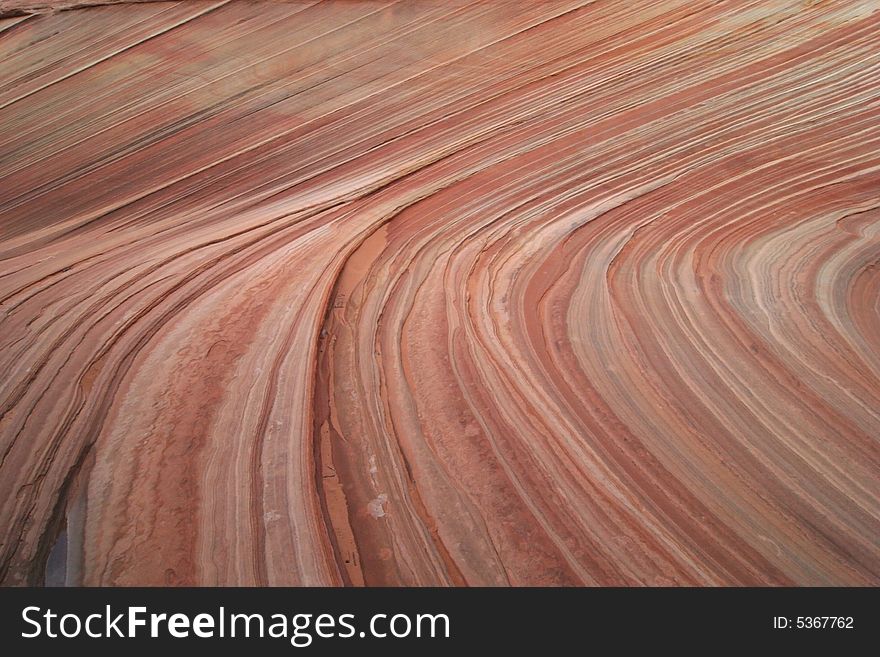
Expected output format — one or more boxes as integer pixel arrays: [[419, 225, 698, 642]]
[[0, 0, 878, 586]]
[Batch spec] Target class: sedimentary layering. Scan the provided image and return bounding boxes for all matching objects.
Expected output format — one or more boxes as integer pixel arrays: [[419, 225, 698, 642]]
[[0, 0, 878, 586]]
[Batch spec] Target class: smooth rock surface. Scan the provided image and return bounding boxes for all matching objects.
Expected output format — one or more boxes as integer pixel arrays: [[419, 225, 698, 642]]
[[0, 0, 878, 586]]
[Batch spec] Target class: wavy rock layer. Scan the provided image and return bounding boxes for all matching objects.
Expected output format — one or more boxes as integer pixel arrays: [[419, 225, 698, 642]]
[[1, 0, 879, 586]]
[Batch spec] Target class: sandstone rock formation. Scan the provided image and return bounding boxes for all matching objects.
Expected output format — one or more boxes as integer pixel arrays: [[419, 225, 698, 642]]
[[0, 0, 878, 586]]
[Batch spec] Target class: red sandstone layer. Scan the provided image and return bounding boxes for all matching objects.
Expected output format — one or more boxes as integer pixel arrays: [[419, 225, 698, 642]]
[[0, 0, 878, 586]]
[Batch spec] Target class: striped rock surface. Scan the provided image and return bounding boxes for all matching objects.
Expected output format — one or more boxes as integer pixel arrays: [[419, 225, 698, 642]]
[[0, 0, 878, 586]]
